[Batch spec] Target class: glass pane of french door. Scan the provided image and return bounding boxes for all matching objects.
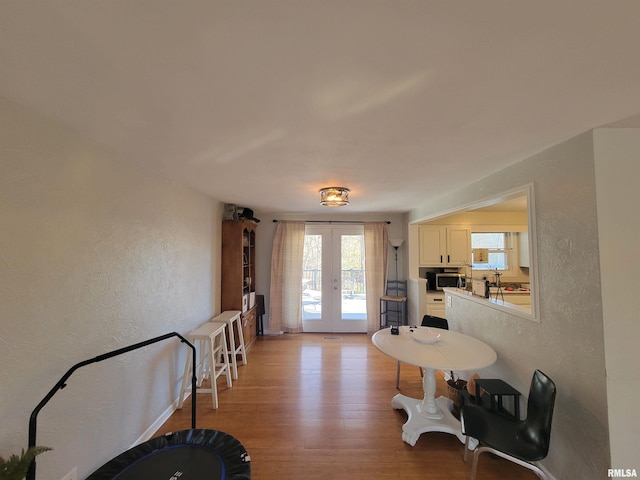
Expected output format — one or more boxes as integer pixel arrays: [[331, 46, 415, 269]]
[[302, 225, 367, 333]]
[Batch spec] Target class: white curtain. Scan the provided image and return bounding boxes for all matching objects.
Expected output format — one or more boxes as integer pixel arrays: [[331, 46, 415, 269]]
[[364, 222, 388, 333], [268, 221, 306, 333]]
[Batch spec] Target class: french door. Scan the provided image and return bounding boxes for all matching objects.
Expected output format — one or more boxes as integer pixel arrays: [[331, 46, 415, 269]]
[[301, 225, 367, 333]]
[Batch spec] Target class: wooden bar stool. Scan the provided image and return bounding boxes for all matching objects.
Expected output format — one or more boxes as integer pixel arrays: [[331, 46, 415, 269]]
[[379, 280, 407, 328], [178, 322, 232, 410], [210, 310, 246, 380]]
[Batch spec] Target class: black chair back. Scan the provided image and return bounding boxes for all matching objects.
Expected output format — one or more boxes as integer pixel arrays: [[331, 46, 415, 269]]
[[522, 369, 556, 458], [421, 315, 449, 330], [256, 294, 265, 316]]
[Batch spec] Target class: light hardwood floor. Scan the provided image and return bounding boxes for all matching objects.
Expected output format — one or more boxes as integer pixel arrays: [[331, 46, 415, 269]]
[[156, 333, 537, 480]]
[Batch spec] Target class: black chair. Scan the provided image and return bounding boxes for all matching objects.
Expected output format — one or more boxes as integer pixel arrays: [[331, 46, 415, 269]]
[[379, 280, 407, 329], [461, 369, 556, 480], [395, 315, 448, 389], [256, 294, 265, 335]]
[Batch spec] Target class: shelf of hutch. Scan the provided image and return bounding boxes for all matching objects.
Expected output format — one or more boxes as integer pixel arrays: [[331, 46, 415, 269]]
[[221, 220, 258, 350]]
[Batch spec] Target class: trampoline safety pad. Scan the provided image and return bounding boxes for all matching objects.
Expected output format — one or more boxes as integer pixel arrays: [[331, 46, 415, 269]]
[[86, 429, 250, 480]]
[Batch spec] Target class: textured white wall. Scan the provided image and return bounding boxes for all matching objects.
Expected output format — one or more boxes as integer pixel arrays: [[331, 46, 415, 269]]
[[594, 128, 640, 468], [0, 98, 220, 479], [408, 131, 608, 479]]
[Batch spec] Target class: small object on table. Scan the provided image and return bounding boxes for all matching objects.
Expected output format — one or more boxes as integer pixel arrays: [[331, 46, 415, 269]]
[[409, 327, 441, 344]]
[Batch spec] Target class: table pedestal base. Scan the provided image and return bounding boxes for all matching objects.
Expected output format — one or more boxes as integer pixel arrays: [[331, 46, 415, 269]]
[[391, 394, 478, 449]]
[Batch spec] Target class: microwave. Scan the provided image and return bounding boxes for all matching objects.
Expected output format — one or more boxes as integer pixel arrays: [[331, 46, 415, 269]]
[[429, 273, 466, 290]]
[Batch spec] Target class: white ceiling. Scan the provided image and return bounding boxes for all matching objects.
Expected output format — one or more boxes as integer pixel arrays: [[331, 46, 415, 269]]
[[2, 1, 640, 214]]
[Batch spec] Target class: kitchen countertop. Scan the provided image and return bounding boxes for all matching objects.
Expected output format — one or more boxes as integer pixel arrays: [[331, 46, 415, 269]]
[[488, 287, 530, 295], [443, 287, 534, 320]]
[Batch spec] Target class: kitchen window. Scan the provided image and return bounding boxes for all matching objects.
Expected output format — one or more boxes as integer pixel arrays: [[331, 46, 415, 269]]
[[471, 232, 510, 270]]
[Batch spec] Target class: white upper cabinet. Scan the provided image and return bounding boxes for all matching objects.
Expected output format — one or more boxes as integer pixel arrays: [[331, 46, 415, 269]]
[[418, 226, 446, 265], [447, 228, 471, 266], [419, 226, 470, 266]]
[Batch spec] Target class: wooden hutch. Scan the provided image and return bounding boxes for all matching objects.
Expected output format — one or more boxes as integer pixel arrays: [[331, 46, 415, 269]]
[[221, 220, 258, 349]]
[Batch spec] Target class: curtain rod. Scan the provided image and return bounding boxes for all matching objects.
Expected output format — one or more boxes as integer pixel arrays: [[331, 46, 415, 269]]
[[272, 219, 390, 224]]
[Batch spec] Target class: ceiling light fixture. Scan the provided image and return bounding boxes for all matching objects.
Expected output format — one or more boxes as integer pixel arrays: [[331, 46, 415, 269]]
[[319, 186, 350, 207]]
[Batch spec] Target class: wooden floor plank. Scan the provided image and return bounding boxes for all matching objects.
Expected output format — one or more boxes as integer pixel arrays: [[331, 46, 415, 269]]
[[155, 333, 538, 480]]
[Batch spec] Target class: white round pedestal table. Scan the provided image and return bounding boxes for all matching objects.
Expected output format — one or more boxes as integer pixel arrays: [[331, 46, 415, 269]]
[[372, 326, 497, 447]]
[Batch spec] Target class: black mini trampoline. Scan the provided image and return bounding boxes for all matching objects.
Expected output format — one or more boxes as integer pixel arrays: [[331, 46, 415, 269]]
[[27, 332, 251, 480], [86, 429, 251, 480]]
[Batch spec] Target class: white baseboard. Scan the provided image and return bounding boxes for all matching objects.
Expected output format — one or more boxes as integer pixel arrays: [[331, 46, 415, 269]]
[[538, 463, 557, 480], [129, 394, 188, 449]]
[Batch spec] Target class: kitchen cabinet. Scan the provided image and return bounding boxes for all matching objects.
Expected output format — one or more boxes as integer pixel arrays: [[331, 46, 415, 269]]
[[425, 291, 446, 318], [418, 226, 470, 267], [415, 279, 447, 321], [221, 220, 258, 350]]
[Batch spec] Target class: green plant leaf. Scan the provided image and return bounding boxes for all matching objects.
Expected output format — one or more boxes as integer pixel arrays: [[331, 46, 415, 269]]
[[0, 446, 52, 480]]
